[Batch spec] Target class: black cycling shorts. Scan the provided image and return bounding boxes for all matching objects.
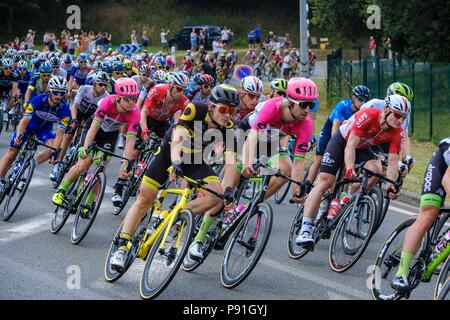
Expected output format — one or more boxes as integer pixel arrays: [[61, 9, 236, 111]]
[[147, 117, 170, 139], [93, 128, 118, 154]]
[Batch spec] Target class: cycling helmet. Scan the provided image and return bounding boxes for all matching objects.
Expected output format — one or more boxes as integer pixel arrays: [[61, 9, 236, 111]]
[[17, 60, 28, 69], [168, 72, 190, 89], [197, 74, 214, 85], [112, 61, 125, 72], [386, 82, 414, 103], [13, 54, 21, 63], [115, 77, 139, 97], [352, 85, 371, 103], [49, 56, 60, 67], [210, 84, 240, 107], [104, 62, 113, 75], [38, 52, 47, 61], [48, 75, 68, 91], [39, 62, 52, 74], [77, 54, 88, 63], [240, 76, 264, 95], [139, 64, 151, 74], [154, 56, 166, 67], [1, 58, 13, 68], [63, 54, 72, 64], [92, 60, 105, 71], [5, 49, 15, 57], [163, 72, 171, 83], [25, 49, 33, 56], [117, 54, 124, 62], [123, 59, 133, 70], [92, 71, 110, 84], [166, 55, 174, 66], [193, 73, 202, 84], [286, 77, 318, 101], [153, 70, 167, 83], [384, 94, 411, 116], [270, 78, 288, 93], [33, 50, 40, 57]]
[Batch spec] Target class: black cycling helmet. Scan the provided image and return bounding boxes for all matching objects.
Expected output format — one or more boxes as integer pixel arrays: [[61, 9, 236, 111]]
[[352, 85, 371, 103], [210, 84, 240, 107]]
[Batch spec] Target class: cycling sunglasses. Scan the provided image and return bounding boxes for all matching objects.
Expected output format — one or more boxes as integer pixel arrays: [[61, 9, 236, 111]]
[[41, 73, 52, 77], [122, 96, 137, 103], [211, 103, 237, 116], [245, 92, 261, 100], [356, 96, 369, 103], [78, 61, 87, 64], [2, 67, 12, 71], [288, 98, 315, 110], [113, 71, 123, 75], [95, 82, 108, 88], [172, 85, 185, 92], [141, 73, 150, 77], [202, 84, 212, 89], [392, 112, 407, 120], [18, 67, 28, 71], [51, 90, 66, 97]]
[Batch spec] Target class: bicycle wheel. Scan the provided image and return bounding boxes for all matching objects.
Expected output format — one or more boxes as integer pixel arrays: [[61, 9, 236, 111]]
[[104, 220, 142, 283], [50, 176, 81, 234], [112, 184, 131, 216], [2, 158, 35, 221], [0, 109, 4, 135], [329, 195, 377, 273], [221, 202, 273, 289], [275, 180, 291, 204], [139, 209, 194, 300], [71, 172, 106, 244], [369, 185, 384, 235], [287, 204, 312, 259], [436, 277, 450, 300], [435, 254, 450, 299], [371, 218, 419, 300], [432, 212, 450, 299]]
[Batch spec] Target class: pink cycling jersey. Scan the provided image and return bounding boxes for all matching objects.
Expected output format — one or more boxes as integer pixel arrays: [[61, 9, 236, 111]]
[[93, 95, 140, 136], [249, 96, 314, 158]]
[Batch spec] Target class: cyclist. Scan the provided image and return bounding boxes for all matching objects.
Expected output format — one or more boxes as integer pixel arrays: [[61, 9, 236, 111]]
[[23, 62, 52, 109], [296, 94, 410, 249], [267, 78, 287, 99], [109, 84, 240, 269], [52, 78, 141, 215], [0, 76, 70, 194], [132, 64, 155, 109], [186, 73, 214, 104], [152, 69, 167, 85], [16, 60, 33, 99], [0, 58, 20, 110], [391, 137, 450, 291], [50, 56, 67, 79], [123, 59, 138, 78], [234, 76, 264, 124], [68, 54, 91, 98], [306, 85, 371, 184], [50, 71, 111, 181]]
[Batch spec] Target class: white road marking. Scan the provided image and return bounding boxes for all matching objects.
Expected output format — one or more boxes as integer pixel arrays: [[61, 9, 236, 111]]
[[327, 291, 350, 300], [0, 213, 53, 244], [389, 205, 418, 217]]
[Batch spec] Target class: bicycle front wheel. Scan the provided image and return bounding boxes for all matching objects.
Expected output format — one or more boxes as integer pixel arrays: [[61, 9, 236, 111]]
[[71, 172, 106, 244], [275, 180, 291, 204], [221, 202, 273, 289], [329, 195, 377, 273], [2, 157, 35, 221], [287, 204, 312, 259], [432, 211, 450, 299], [436, 277, 450, 300], [139, 209, 194, 300]]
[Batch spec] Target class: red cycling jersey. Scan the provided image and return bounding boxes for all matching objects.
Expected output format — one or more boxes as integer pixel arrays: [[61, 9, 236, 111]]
[[143, 84, 189, 121], [339, 108, 405, 154]]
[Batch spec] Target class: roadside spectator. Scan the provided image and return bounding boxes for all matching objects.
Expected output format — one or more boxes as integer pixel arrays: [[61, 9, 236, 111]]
[[61, 31, 68, 53], [80, 32, 89, 53], [369, 36, 376, 57], [43, 32, 50, 50], [281, 49, 291, 80], [142, 29, 149, 51], [212, 37, 222, 59], [284, 33, 292, 49], [95, 32, 104, 52], [74, 34, 80, 57], [88, 31, 96, 53], [254, 25, 261, 49], [131, 30, 138, 45], [221, 26, 229, 48], [103, 32, 111, 53], [247, 29, 255, 50], [161, 28, 169, 53], [48, 33, 56, 52], [190, 28, 198, 51], [264, 31, 274, 51], [199, 28, 206, 48], [68, 36, 75, 56]]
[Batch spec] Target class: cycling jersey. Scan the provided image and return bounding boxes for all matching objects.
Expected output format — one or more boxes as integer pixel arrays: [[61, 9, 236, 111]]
[[52, 68, 67, 79], [248, 96, 314, 159], [143, 84, 189, 121], [10, 93, 70, 149], [16, 71, 33, 97], [361, 98, 410, 132], [420, 137, 450, 208], [27, 75, 48, 98], [339, 108, 404, 154], [73, 85, 109, 121], [191, 91, 211, 105], [93, 94, 140, 137], [131, 75, 153, 101], [317, 99, 353, 156], [0, 70, 18, 95], [70, 64, 91, 86]]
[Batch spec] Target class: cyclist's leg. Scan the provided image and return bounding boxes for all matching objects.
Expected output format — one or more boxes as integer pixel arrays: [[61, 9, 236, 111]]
[[0, 130, 26, 177], [307, 129, 330, 183], [35, 128, 57, 164], [265, 153, 291, 199]]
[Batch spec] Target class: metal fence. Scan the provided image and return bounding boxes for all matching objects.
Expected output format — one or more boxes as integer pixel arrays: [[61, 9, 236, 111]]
[[327, 49, 450, 142]]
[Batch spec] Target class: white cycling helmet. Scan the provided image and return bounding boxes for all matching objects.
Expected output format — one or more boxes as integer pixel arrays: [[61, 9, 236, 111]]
[[384, 94, 411, 116], [153, 70, 167, 83], [48, 75, 68, 91], [17, 60, 28, 69], [168, 72, 190, 89], [240, 76, 263, 95]]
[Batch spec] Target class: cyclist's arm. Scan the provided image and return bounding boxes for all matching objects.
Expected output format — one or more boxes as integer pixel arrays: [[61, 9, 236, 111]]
[[23, 87, 33, 107], [170, 126, 190, 163], [15, 116, 31, 139], [11, 82, 20, 98], [222, 151, 237, 190], [400, 133, 411, 158], [173, 110, 181, 123], [70, 102, 79, 120], [443, 166, 450, 195], [331, 119, 342, 136], [344, 133, 361, 171], [83, 120, 101, 151], [242, 130, 258, 168], [140, 106, 149, 132], [52, 127, 65, 150]]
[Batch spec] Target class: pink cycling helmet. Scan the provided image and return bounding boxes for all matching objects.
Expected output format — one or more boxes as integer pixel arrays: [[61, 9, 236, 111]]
[[286, 77, 319, 102], [115, 78, 139, 97]]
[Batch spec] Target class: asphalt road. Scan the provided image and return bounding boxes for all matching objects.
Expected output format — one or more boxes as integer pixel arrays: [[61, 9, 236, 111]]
[[0, 129, 436, 300]]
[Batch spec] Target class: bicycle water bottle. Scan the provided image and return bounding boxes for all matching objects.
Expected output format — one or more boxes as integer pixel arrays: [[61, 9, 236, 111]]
[[223, 204, 246, 229], [435, 231, 450, 254], [315, 201, 327, 222], [327, 198, 341, 220], [134, 161, 147, 179]]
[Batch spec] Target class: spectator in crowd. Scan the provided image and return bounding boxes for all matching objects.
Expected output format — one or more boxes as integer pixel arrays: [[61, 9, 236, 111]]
[[198, 28, 206, 49], [254, 25, 261, 49], [212, 37, 223, 59], [60, 31, 68, 53], [190, 28, 198, 51], [281, 49, 292, 80], [88, 31, 96, 53], [80, 32, 89, 53], [43, 32, 50, 50], [161, 28, 169, 53], [221, 26, 229, 48], [25, 29, 35, 49], [284, 33, 292, 49], [369, 35, 376, 57], [263, 31, 274, 51], [95, 32, 104, 52], [248, 29, 255, 50], [142, 29, 149, 51], [103, 32, 111, 53], [48, 33, 56, 52], [68, 36, 75, 56], [131, 29, 138, 45]]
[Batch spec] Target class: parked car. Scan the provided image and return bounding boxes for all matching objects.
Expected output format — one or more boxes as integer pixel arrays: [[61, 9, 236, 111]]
[[168, 25, 221, 50]]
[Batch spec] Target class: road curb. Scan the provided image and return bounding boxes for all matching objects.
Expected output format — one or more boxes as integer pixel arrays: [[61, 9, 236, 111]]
[[398, 190, 450, 208]]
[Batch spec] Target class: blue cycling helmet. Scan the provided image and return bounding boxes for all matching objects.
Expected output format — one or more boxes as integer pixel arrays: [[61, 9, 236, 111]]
[[154, 56, 166, 67], [352, 85, 371, 103], [104, 62, 113, 75], [112, 61, 125, 72], [39, 62, 52, 74]]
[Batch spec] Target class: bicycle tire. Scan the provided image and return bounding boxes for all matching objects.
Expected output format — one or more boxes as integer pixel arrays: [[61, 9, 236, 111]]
[[275, 180, 291, 204], [329, 195, 377, 273], [221, 202, 273, 289], [0, 109, 4, 136], [436, 276, 450, 300], [371, 217, 417, 300], [369, 185, 384, 235], [139, 209, 194, 300], [71, 171, 106, 244], [287, 204, 312, 259], [2, 157, 35, 221], [50, 177, 81, 234], [432, 211, 450, 299], [112, 184, 132, 216]]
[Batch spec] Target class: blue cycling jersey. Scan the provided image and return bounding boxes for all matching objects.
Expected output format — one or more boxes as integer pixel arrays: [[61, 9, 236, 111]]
[[24, 93, 71, 131], [28, 75, 48, 98], [70, 64, 91, 86], [16, 71, 33, 97]]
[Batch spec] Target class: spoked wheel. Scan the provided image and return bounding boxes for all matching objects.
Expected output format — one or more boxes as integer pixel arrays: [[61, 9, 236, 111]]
[[432, 212, 450, 299], [369, 185, 384, 235], [112, 186, 131, 216], [370, 218, 418, 300], [436, 277, 450, 300], [50, 177, 82, 234], [221, 202, 273, 289], [275, 180, 291, 204], [139, 209, 194, 300], [2, 158, 35, 221], [104, 220, 142, 283], [329, 196, 377, 273], [71, 172, 106, 244], [287, 204, 312, 259]]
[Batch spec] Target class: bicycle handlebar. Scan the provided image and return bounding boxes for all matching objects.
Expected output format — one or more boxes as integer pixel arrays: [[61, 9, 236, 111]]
[[89, 143, 131, 163]]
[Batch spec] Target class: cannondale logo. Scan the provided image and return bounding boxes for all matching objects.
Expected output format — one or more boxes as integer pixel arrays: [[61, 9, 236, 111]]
[[423, 164, 435, 193], [322, 152, 335, 166]]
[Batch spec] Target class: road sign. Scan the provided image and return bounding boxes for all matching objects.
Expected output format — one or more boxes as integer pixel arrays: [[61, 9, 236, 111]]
[[119, 44, 141, 56], [234, 65, 253, 81]]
